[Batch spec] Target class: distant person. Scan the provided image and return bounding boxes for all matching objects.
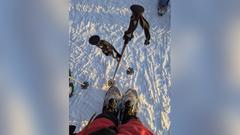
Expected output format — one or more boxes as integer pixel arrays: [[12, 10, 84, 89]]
[[123, 5, 151, 45], [89, 35, 121, 61], [75, 86, 154, 135]]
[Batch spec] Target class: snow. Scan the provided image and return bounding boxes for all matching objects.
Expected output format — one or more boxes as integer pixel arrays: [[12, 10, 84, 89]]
[[69, 0, 171, 134]]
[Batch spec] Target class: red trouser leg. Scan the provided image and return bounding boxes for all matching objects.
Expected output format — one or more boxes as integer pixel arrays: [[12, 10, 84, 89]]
[[117, 119, 154, 135], [77, 118, 115, 135]]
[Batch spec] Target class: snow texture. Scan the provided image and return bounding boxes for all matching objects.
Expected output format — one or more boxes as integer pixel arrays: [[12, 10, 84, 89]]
[[69, 0, 171, 134]]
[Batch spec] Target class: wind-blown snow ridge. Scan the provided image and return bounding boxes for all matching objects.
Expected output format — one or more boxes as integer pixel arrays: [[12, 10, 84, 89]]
[[69, 0, 171, 135], [74, 3, 131, 16]]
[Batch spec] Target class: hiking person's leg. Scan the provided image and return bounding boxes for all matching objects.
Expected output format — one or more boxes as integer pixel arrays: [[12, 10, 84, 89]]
[[118, 89, 154, 135], [77, 86, 121, 135]]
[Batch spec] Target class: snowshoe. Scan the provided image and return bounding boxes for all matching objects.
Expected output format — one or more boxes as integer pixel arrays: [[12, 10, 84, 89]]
[[80, 81, 89, 89], [130, 4, 145, 15], [89, 35, 100, 45], [126, 67, 134, 75], [120, 89, 139, 124]]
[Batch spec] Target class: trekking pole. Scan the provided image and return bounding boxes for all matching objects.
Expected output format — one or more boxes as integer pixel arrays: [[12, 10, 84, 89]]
[[112, 42, 128, 80], [69, 76, 89, 89], [69, 76, 84, 85]]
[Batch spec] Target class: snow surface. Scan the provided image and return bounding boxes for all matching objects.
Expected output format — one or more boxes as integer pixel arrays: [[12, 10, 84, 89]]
[[69, 0, 171, 134]]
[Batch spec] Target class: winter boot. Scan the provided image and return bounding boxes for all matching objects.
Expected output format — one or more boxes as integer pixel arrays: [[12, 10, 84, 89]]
[[96, 86, 122, 126], [102, 86, 122, 113], [120, 89, 139, 124]]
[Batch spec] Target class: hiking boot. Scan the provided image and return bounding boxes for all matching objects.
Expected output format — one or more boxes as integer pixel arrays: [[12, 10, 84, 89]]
[[102, 86, 122, 115], [120, 89, 139, 124], [97, 86, 122, 126]]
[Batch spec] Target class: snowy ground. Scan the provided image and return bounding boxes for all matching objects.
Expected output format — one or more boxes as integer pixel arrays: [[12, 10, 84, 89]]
[[69, 0, 171, 134]]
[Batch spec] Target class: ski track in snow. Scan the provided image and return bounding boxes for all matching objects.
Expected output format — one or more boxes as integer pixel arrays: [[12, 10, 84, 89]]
[[69, 0, 171, 134]]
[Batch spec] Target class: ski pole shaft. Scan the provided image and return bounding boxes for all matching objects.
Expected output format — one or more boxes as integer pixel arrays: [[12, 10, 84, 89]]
[[112, 43, 128, 80], [69, 76, 84, 85]]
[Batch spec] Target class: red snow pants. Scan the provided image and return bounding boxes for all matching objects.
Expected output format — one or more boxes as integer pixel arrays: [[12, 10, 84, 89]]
[[77, 117, 154, 135]]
